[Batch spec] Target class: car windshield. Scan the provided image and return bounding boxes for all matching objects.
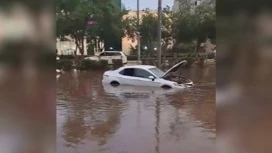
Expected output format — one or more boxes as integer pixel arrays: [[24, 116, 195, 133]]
[[149, 68, 165, 78]]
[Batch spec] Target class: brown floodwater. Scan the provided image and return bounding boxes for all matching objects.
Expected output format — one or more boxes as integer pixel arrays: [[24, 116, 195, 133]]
[[57, 65, 215, 153]]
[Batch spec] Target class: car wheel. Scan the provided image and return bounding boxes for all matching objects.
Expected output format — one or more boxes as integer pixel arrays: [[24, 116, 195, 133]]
[[110, 81, 120, 87], [161, 85, 172, 89]]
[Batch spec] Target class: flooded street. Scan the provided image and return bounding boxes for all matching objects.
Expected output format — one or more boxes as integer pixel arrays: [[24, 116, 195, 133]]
[[57, 65, 215, 153]]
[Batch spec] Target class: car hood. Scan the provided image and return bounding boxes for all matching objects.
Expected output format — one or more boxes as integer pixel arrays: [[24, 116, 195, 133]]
[[163, 60, 188, 77]]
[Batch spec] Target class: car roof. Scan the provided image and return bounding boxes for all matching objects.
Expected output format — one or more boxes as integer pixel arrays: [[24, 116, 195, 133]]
[[122, 65, 157, 70]]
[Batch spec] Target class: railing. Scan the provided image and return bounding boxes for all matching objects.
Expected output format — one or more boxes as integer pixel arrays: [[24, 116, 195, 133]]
[[127, 52, 214, 61]]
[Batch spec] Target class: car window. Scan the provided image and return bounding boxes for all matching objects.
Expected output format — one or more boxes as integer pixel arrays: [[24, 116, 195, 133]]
[[134, 68, 154, 78], [120, 68, 134, 76], [149, 68, 165, 78], [120, 68, 154, 78], [105, 52, 112, 56], [107, 52, 121, 56]]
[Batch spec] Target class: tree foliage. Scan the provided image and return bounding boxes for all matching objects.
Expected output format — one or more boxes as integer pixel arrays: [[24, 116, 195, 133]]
[[56, 0, 127, 55], [56, 1, 215, 55], [124, 4, 215, 54], [124, 7, 173, 54], [172, 3, 216, 52]]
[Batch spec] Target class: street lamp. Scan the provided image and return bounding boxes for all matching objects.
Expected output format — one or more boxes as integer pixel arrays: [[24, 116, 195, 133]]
[[137, 0, 141, 64], [157, 0, 162, 68], [154, 47, 157, 51], [144, 46, 148, 50]]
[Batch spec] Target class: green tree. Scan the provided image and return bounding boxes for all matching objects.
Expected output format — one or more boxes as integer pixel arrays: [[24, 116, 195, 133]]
[[162, 6, 174, 52], [124, 7, 173, 55], [172, 3, 215, 53], [139, 9, 157, 53], [56, 0, 127, 55], [195, 3, 216, 45]]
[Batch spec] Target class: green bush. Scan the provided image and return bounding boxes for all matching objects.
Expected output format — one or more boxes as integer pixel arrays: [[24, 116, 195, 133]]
[[99, 60, 109, 69], [112, 59, 123, 70], [79, 59, 93, 70], [56, 61, 61, 69], [127, 55, 138, 61], [76, 59, 109, 70], [207, 52, 215, 59], [58, 59, 73, 71], [58, 55, 74, 60], [58, 55, 89, 60]]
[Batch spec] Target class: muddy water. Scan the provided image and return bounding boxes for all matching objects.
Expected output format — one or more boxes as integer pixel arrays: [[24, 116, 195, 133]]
[[57, 65, 215, 153]]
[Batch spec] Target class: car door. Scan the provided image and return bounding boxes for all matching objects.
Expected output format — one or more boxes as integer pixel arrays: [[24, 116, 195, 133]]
[[119, 68, 160, 87], [105, 52, 114, 64], [110, 52, 122, 61], [99, 52, 111, 63], [133, 68, 162, 87]]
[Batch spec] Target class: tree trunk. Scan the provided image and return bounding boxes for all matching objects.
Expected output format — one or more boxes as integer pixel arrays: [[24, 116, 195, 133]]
[[80, 38, 84, 56], [98, 39, 104, 52], [195, 38, 201, 61], [75, 37, 84, 57]]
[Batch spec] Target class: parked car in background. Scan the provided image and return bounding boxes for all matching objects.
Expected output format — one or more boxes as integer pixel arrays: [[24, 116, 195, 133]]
[[102, 60, 193, 89], [61, 49, 75, 55], [84, 51, 127, 64]]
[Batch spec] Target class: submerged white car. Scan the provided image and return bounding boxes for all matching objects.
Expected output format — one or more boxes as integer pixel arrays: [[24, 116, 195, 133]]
[[102, 60, 193, 89]]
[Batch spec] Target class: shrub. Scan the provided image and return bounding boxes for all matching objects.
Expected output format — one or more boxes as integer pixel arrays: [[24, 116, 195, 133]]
[[56, 61, 61, 69], [99, 60, 109, 69], [78, 60, 109, 70], [58, 59, 73, 71], [207, 52, 215, 59], [58, 55, 89, 60], [127, 55, 138, 61], [112, 59, 123, 70], [79, 59, 93, 70], [58, 55, 74, 60]]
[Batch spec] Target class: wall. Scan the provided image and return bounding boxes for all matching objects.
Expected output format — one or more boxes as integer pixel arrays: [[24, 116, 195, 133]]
[[56, 37, 88, 55]]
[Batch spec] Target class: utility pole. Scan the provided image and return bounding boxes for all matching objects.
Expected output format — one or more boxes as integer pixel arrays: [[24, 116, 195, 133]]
[[137, 0, 141, 64], [157, 0, 162, 68]]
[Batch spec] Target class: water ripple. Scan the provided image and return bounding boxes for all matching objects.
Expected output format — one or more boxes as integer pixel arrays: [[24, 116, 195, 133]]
[[57, 66, 215, 153]]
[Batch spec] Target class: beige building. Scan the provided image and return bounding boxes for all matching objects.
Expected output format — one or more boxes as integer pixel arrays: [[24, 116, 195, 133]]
[[122, 10, 173, 55], [122, 10, 157, 55], [56, 36, 89, 55]]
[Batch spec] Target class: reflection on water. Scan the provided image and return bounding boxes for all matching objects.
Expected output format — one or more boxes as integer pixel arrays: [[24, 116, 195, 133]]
[[57, 65, 215, 153]]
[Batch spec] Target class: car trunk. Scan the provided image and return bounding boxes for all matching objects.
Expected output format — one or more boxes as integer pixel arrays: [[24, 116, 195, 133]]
[[162, 60, 193, 85]]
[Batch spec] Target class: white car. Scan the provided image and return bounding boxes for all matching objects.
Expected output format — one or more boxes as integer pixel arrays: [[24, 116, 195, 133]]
[[102, 60, 193, 89], [102, 84, 182, 102], [84, 51, 127, 64]]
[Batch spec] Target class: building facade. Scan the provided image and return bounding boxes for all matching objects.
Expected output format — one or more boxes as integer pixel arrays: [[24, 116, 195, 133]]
[[121, 10, 158, 55], [56, 36, 88, 55], [121, 10, 174, 55]]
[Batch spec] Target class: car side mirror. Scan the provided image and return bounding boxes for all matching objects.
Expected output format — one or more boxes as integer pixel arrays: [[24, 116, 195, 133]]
[[148, 76, 155, 81]]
